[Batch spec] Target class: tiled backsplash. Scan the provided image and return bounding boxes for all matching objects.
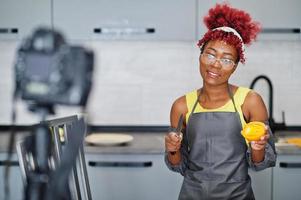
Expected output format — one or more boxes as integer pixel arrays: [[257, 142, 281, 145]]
[[0, 40, 300, 125]]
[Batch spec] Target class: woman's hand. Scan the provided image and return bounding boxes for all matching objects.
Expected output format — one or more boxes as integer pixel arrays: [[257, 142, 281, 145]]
[[165, 132, 183, 153], [250, 125, 270, 151]]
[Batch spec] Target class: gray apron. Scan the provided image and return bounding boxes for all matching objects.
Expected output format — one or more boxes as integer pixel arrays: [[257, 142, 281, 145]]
[[179, 88, 255, 200]]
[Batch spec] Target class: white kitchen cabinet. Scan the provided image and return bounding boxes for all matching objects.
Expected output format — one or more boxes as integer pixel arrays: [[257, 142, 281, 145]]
[[249, 168, 272, 200], [0, 0, 51, 40], [197, 0, 301, 40], [85, 153, 183, 200], [273, 155, 301, 200], [53, 0, 197, 41], [86, 152, 275, 200], [0, 153, 24, 200]]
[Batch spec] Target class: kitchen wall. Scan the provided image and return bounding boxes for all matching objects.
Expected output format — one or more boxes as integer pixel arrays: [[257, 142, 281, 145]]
[[1, 39, 301, 125]]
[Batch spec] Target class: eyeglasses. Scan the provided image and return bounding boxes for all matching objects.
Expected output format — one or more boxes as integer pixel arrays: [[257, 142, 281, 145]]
[[201, 53, 236, 69]]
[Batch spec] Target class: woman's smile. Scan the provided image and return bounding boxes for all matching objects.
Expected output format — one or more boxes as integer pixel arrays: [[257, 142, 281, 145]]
[[206, 70, 220, 79]]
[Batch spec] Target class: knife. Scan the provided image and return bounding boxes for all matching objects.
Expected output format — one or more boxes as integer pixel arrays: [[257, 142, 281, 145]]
[[170, 114, 184, 155], [175, 114, 184, 136]]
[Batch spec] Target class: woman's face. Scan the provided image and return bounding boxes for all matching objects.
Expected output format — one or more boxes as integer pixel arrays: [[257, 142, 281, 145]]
[[199, 40, 238, 86]]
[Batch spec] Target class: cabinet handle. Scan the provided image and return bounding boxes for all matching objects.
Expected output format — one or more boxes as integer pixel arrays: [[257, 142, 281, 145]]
[[0, 160, 19, 166], [261, 28, 300, 34], [279, 162, 301, 168], [93, 27, 155, 35], [0, 28, 18, 34], [88, 161, 152, 168]]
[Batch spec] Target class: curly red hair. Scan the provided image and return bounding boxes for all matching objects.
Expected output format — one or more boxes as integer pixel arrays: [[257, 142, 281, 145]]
[[197, 3, 261, 63]]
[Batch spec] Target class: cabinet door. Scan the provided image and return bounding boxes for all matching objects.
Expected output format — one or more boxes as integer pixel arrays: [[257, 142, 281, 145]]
[[273, 155, 301, 200], [85, 153, 183, 200], [0, 0, 51, 40], [249, 168, 272, 200], [197, 0, 301, 40], [53, 0, 197, 41], [0, 153, 24, 200]]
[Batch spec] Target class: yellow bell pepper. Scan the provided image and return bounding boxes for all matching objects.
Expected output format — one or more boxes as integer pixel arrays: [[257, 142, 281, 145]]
[[241, 121, 266, 141]]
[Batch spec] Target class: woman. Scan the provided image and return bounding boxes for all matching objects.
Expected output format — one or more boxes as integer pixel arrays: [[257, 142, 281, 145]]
[[165, 3, 276, 200]]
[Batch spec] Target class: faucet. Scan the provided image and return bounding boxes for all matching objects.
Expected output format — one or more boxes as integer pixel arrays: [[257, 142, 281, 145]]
[[250, 75, 286, 132]]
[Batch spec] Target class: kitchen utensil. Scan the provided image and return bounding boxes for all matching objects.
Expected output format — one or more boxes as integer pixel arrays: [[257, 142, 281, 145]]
[[170, 114, 184, 155], [175, 114, 184, 137]]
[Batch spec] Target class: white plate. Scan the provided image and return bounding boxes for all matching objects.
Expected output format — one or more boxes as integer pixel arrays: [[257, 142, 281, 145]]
[[85, 133, 134, 146]]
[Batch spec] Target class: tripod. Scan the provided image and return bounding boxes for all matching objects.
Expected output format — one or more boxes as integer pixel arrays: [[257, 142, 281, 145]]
[[18, 104, 86, 200]]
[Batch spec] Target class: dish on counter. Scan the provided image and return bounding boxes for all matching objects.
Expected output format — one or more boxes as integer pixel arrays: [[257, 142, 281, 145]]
[[85, 133, 134, 146], [275, 137, 301, 148], [286, 138, 301, 148]]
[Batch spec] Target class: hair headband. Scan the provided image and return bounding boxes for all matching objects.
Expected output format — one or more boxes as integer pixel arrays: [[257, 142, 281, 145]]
[[213, 26, 245, 51]]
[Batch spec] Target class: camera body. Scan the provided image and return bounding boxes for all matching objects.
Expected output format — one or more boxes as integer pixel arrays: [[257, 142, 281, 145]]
[[15, 28, 94, 106]]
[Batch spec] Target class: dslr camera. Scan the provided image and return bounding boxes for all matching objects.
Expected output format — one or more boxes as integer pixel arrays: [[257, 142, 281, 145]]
[[14, 27, 94, 107]]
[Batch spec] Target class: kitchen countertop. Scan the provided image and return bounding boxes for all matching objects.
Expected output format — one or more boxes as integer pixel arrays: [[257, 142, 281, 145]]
[[0, 131, 166, 154], [85, 132, 165, 154], [1, 131, 301, 155]]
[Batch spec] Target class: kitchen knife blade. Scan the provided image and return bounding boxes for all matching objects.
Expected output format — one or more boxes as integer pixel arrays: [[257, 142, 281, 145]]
[[175, 114, 184, 135], [170, 114, 183, 155]]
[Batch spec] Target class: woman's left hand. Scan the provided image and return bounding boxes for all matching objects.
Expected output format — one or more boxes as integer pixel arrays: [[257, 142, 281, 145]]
[[250, 125, 270, 151]]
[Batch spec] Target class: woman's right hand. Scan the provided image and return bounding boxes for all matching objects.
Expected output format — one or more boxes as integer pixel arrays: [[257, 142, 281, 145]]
[[165, 132, 182, 153]]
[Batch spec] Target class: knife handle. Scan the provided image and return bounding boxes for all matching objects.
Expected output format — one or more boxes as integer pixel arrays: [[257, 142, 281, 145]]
[[169, 132, 183, 156]]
